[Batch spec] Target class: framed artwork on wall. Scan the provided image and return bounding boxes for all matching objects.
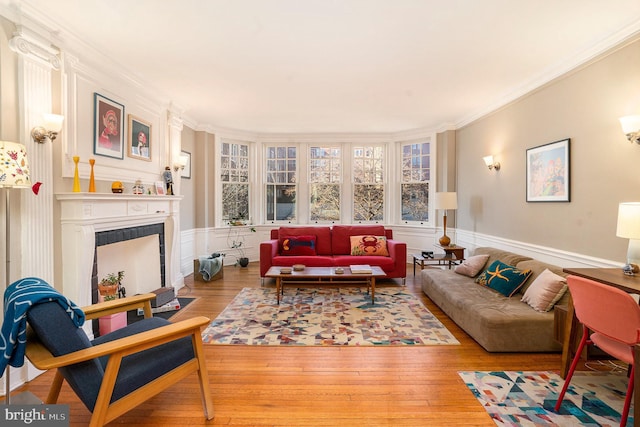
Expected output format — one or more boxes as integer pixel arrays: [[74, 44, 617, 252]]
[[128, 115, 152, 161], [94, 93, 125, 159], [180, 150, 191, 179], [526, 138, 570, 202]]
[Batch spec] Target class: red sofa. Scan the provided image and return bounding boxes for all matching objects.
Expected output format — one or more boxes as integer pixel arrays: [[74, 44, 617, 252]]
[[259, 225, 407, 283]]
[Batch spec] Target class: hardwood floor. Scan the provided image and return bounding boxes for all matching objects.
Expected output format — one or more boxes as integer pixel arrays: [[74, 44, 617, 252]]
[[19, 264, 563, 426]]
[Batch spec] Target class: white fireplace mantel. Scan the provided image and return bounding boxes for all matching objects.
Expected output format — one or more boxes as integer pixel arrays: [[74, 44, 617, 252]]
[[56, 193, 183, 309]]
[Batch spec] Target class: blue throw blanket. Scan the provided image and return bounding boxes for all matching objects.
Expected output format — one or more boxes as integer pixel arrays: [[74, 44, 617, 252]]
[[0, 277, 84, 375], [198, 256, 222, 281]]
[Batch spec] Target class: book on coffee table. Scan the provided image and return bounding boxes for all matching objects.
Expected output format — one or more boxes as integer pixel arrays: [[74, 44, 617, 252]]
[[349, 264, 373, 274]]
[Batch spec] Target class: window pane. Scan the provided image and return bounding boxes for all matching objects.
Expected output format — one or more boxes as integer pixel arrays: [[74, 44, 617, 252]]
[[400, 140, 430, 223], [222, 183, 249, 221], [266, 184, 296, 221], [221, 141, 250, 222], [401, 183, 429, 221], [309, 146, 341, 221], [310, 184, 340, 221], [264, 146, 297, 222], [353, 184, 384, 221]]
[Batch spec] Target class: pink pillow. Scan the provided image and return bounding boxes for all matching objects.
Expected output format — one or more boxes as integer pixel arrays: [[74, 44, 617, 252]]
[[349, 235, 389, 256], [454, 254, 489, 277], [280, 235, 317, 256], [521, 269, 567, 312]]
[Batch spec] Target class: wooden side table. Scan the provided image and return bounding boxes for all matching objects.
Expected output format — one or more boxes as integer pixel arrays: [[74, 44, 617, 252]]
[[436, 245, 466, 262], [412, 250, 463, 275]]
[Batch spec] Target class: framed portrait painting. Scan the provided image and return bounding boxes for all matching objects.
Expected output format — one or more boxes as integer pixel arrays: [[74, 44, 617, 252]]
[[128, 115, 152, 161], [94, 93, 125, 159], [526, 138, 570, 202]]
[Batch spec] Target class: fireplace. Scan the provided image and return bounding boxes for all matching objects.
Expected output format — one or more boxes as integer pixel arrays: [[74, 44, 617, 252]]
[[57, 193, 182, 320], [92, 223, 166, 304]]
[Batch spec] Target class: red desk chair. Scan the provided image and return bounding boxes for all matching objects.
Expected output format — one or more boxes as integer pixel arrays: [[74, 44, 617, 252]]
[[554, 275, 640, 426]]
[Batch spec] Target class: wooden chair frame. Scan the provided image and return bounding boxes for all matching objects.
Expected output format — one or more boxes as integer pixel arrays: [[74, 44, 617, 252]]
[[24, 293, 214, 427]]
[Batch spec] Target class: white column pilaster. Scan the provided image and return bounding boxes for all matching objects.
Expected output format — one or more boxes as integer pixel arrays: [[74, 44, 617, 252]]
[[167, 109, 184, 289], [8, 27, 61, 387]]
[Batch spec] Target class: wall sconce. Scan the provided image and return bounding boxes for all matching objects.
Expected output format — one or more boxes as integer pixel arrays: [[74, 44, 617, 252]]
[[619, 115, 640, 144], [31, 114, 64, 143], [173, 153, 189, 172], [483, 155, 500, 171]]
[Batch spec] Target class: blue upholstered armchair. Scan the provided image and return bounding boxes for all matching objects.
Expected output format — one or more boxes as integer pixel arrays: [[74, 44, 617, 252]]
[[24, 293, 214, 426]]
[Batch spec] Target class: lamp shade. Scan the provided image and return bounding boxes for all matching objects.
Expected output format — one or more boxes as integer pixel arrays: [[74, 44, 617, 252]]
[[434, 192, 458, 210], [619, 116, 640, 135], [43, 114, 64, 133], [0, 141, 31, 189], [617, 202, 640, 239]]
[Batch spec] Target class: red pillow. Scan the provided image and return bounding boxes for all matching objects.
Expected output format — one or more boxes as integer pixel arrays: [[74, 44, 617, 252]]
[[280, 235, 317, 256]]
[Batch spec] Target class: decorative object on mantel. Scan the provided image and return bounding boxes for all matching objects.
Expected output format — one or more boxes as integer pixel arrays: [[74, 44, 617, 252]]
[[163, 166, 173, 195], [88, 158, 96, 192], [72, 156, 81, 192], [111, 181, 124, 194], [98, 271, 125, 301], [154, 180, 165, 195], [132, 179, 144, 195]]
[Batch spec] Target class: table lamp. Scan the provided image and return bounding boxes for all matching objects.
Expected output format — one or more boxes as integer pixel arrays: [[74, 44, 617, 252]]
[[616, 202, 640, 274], [434, 192, 457, 246]]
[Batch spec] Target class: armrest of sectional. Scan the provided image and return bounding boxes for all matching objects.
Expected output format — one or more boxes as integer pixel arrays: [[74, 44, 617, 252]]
[[387, 239, 407, 273], [260, 239, 279, 277]]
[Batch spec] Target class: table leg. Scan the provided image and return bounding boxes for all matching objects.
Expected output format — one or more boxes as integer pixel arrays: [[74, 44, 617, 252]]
[[276, 277, 281, 305], [560, 295, 577, 378], [413, 257, 416, 276], [370, 277, 375, 304]]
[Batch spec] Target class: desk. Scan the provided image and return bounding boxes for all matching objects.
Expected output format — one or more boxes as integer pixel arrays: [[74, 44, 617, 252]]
[[561, 267, 640, 424]]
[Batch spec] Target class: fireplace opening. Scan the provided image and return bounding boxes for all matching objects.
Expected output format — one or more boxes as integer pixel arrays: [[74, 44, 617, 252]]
[[91, 223, 166, 305]]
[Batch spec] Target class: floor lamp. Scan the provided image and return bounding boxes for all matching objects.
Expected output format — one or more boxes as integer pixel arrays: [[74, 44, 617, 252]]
[[434, 192, 458, 247], [0, 140, 39, 404]]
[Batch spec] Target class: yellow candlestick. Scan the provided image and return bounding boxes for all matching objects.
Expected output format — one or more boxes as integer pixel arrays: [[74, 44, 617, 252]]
[[72, 156, 81, 192], [88, 158, 96, 192]]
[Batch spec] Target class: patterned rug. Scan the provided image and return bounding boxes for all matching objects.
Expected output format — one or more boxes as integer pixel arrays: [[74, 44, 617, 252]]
[[460, 370, 633, 426], [202, 287, 459, 346]]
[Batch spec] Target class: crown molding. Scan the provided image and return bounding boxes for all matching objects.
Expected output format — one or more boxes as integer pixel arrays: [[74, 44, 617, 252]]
[[456, 20, 640, 129]]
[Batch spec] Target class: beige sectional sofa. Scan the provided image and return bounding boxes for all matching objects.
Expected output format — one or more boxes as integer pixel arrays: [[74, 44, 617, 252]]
[[421, 247, 569, 352]]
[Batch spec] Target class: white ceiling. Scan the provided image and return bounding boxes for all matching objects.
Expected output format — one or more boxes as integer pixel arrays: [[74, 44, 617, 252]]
[[11, 0, 640, 133]]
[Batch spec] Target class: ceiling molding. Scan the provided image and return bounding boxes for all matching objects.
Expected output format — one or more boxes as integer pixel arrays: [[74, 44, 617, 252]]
[[456, 20, 640, 129]]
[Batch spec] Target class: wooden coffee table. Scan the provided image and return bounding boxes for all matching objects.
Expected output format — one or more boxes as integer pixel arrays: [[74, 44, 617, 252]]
[[265, 266, 386, 304]]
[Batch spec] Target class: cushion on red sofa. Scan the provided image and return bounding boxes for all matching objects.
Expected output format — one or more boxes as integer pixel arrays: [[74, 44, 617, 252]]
[[277, 226, 332, 255], [280, 235, 317, 256], [331, 225, 386, 255], [349, 235, 389, 256]]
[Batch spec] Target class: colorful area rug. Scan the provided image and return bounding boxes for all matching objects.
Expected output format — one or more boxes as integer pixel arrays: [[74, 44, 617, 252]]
[[460, 370, 633, 426], [202, 287, 459, 346]]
